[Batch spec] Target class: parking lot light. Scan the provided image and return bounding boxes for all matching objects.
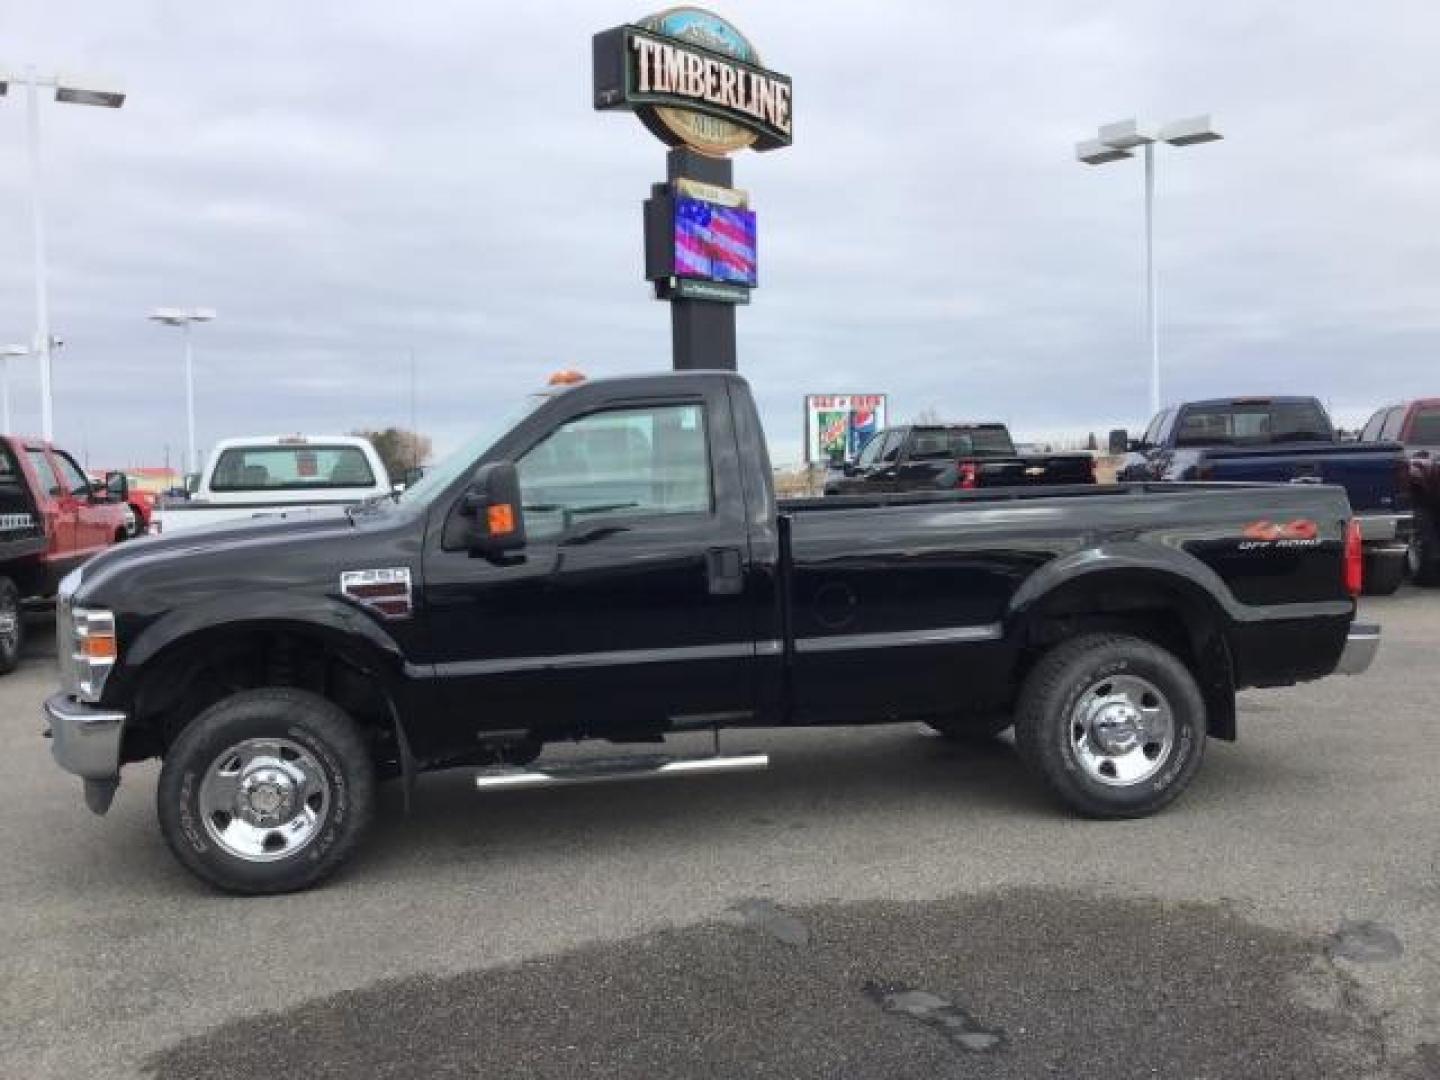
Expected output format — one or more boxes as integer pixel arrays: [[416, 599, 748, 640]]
[[148, 309, 217, 476], [0, 65, 127, 441], [1076, 115, 1223, 416]]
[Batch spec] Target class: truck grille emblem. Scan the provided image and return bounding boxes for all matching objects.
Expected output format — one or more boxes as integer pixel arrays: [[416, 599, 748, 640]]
[[340, 568, 413, 619]]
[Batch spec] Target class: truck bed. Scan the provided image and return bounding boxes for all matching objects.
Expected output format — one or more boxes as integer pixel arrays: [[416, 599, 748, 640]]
[[1198, 441, 1404, 514]]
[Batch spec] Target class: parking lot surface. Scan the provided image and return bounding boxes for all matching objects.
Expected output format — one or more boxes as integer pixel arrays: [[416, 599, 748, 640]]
[[2, 593, 1437, 1078]]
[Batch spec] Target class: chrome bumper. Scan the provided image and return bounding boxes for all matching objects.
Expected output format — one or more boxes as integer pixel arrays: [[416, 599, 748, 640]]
[[45, 693, 125, 781], [1336, 623, 1380, 676], [1355, 512, 1412, 545]]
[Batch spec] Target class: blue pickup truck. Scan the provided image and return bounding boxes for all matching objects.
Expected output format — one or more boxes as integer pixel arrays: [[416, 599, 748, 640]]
[[1117, 396, 1411, 594]]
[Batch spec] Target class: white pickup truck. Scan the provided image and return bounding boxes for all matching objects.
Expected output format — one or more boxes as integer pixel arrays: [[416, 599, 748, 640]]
[[152, 435, 392, 536]]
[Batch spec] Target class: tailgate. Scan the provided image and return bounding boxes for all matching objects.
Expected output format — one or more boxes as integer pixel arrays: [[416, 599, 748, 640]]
[[974, 455, 1092, 486], [1202, 443, 1406, 513]]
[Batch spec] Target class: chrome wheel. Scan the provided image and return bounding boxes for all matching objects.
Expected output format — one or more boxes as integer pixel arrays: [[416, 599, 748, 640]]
[[0, 595, 18, 655], [198, 737, 331, 862], [1069, 674, 1175, 787]]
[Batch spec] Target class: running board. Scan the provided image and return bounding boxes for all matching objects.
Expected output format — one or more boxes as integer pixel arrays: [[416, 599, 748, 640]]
[[475, 752, 769, 792]]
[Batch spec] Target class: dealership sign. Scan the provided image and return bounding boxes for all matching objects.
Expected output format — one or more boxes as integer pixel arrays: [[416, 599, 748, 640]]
[[594, 9, 793, 156], [804, 395, 888, 464]]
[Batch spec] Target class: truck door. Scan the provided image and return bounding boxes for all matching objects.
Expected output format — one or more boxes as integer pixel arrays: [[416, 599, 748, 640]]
[[420, 384, 758, 755], [24, 447, 77, 554], [51, 450, 112, 553]]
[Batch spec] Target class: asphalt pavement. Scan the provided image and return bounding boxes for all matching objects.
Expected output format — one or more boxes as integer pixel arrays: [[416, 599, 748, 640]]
[[1, 592, 1437, 1078]]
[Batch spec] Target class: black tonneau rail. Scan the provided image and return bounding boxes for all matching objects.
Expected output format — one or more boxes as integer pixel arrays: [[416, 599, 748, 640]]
[[780, 480, 1305, 514]]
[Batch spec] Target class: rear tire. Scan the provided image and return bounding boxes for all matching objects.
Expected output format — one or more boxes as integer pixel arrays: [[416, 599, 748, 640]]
[[1408, 508, 1440, 587], [157, 688, 376, 895], [1014, 633, 1206, 818], [0, 577, 23, 676], [1362, 551, 1406, 596]]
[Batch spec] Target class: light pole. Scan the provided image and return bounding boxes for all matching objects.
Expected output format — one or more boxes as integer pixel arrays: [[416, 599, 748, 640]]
[[1, 345, 29, 433], [0, 66, 126, 441], [148, 309, 217, 476], [1076, 116, 1222, 417]]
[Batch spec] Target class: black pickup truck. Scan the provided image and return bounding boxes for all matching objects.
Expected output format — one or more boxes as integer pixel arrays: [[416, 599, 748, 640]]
[[1116, 397, 1411, 594], [46, 372, 1377, 894], [825, 423, 1094, 494]]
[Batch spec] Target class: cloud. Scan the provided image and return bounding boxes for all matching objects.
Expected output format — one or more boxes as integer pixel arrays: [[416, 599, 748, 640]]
[[1, 0, 1437, 469]]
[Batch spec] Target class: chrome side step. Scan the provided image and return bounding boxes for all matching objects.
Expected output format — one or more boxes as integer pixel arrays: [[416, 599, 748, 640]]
[[475, 752, 769, 792]]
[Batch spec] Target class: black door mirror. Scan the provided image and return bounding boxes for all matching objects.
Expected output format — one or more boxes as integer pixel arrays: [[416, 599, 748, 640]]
[[460, 462, 527, 558], [1107, 429, 1129, 456], [1127, 439, 1144, 454], [104, 471, 129, 502]]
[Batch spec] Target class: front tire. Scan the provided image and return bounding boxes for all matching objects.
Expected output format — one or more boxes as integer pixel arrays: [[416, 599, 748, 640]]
[[157, 689, 376, 894], [1014, 633, 1206, 818], [0, 577, 23, 676]]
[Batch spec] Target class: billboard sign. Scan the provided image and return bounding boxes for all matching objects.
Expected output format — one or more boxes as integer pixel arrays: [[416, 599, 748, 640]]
[[804, 394, 888, 464], [593, 9, 793, 157]]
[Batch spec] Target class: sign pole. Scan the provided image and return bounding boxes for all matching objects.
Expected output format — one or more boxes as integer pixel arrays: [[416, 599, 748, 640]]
[[666, 148, 737, 371]]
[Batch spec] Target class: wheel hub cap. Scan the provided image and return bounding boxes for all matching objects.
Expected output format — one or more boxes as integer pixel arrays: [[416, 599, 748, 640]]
[[1070, 674, 1176, 787], [198, 738, 331, 863], [1090, 702, 1144, 755]]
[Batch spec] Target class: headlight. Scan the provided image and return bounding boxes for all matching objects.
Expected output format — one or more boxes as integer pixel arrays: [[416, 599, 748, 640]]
[[69, 608, 118, 703]]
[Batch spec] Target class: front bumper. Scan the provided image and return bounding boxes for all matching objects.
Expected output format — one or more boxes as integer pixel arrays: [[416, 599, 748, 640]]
[[45, 693, 125, 781], [1336, 623, 1380, 675]]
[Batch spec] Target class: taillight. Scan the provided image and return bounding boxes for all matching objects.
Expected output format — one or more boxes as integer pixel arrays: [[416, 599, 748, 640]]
[[1343, 519, 1363, 598], [958, 462, 978, 490]]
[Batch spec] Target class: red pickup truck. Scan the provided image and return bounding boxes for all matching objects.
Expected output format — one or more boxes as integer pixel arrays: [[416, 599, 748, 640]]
[[1, 435, 132, 674], [1359, 399, 1440, 584]]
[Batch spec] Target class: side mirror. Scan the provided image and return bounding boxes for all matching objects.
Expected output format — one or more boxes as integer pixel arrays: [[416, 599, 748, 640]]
[[460, 462, 527, 557], [1127, 439, 1143, 454], [1413, 449, 1431, 461], [104, 471, 129, 502], [402, 466, 425, 487], [1107, 429, 1129, 456]]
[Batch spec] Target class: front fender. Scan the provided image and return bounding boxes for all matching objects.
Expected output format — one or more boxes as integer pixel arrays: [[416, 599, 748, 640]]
[[113, 590, 416, 704]]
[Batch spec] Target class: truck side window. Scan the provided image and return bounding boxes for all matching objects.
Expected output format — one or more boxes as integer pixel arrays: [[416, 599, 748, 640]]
[[1359, 409, 1387, 443], [1140, 411, 1165, 450], [1380, 407, 1406, 442], [855, 430, 887, 467], [1410, 407, 1440, 444], [880, 430, 904, 463], [25, 450, 63, 498], [516, 403, 711, 541], [53, 452, 93, 498]]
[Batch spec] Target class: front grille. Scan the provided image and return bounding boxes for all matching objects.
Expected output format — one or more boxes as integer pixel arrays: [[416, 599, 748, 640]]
[[55, 574, 79, 697]]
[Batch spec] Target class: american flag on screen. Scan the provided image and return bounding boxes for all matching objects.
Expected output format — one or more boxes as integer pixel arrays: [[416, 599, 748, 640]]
[[674, 197, 757, 287]]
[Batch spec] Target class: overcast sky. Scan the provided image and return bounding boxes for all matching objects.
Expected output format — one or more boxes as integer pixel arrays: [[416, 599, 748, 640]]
[[2, 0, 1438, 468]]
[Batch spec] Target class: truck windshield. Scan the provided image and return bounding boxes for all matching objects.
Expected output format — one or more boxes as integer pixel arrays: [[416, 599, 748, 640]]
[[210, 445, 376, 492], [1174, 401, 1331, 447], [397, 396, 546, 506]]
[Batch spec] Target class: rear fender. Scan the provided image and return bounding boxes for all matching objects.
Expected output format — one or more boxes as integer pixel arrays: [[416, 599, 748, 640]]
[[1007, 543, 1238, 740]]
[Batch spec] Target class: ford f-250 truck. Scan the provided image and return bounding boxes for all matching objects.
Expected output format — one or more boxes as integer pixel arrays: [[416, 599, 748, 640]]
[[1116, 396, 1411, 594], [45, 373, 1377, 894], [824, 423, 1095, 494]]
